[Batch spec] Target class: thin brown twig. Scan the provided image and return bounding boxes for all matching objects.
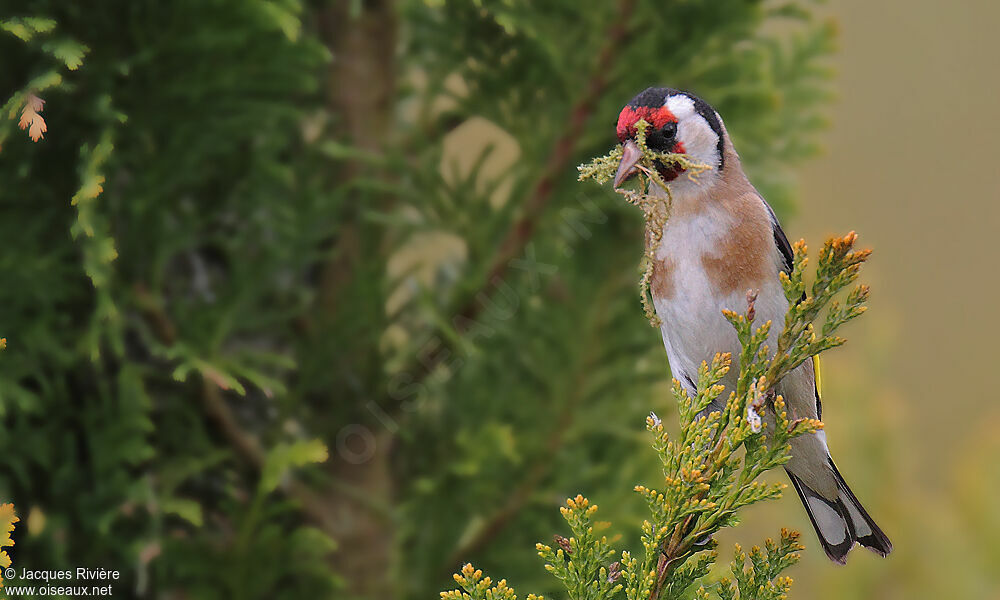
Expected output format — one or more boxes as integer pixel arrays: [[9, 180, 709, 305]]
[[439, 268, 627, 574], [396, 0, 638, 424], [452, 0, 636, 325], [439, 393, 575, 574], [134, 284, 339, 534], [431, 1, 640, 570]]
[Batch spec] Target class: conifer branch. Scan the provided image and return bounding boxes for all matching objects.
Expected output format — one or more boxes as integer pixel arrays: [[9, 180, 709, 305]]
[[0, 503, 17, 590]]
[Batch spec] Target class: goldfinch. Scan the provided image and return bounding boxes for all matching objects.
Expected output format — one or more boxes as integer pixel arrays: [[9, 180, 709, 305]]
[[613, 87, 892, 564]]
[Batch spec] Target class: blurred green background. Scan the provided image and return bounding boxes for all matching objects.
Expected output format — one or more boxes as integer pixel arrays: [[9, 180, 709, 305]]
[[0, 1, 997, 599]]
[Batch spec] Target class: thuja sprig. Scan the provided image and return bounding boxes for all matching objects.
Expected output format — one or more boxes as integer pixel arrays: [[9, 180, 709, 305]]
[[536, 496, 623, 600], [633, 233, 869, 599], [629, 329, 821, 600], [0, 503, 18, 590], [441, 563, 544, 600], [441, 231, 871, 600], [441, 496, 623, 600], [764, 233, 871, 389], [697, 529, 805, 600]]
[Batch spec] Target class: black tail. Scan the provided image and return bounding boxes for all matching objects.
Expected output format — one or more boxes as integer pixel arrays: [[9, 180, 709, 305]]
[[786, 460, 892, 564]]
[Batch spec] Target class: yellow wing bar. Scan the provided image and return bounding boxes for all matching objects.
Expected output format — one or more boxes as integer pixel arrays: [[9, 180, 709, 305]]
[[812, 354, 823, 400]]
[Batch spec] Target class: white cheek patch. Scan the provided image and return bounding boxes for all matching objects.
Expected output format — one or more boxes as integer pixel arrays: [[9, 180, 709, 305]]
[[666, 94, 720, 169]]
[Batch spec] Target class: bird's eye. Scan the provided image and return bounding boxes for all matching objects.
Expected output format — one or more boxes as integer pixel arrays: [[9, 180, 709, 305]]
[[644, 121, 678, 151]]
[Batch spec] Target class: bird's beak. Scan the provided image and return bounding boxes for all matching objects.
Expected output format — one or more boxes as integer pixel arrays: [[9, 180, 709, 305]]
[[613, 139, 643, 188]]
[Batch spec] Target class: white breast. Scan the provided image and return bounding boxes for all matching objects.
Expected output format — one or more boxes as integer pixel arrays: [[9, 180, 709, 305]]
[[651, 201, 787, 393]]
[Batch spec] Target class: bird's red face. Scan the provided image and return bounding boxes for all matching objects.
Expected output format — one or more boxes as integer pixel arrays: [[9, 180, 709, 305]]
[[613, 87, 728, 190], [614, 103, 686, 187], [616, 105, 684, 153]]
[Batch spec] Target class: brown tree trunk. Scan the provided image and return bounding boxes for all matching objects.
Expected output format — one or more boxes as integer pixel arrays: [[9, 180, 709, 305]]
[[317, 1, 398, 598], [318, 0, 397, 312], [327, 430, 396, 599]]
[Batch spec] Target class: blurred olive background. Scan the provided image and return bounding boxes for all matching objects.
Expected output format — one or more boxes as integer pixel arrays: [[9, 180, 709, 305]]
[[0, 1, 997, 599], [773, 0, 1000, 597]]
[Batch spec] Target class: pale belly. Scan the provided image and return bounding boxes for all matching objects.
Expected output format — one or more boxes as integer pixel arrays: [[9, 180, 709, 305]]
[[653, 271, 788, 393], [649, 204, 788, 396]]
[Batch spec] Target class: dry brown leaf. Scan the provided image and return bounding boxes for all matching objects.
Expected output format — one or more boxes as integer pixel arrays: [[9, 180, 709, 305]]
[[18, 94, 47, 142]]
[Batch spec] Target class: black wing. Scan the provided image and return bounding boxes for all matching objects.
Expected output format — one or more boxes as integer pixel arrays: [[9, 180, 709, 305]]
[[763, 200, 794, 275], [762, 198, 822, 419]]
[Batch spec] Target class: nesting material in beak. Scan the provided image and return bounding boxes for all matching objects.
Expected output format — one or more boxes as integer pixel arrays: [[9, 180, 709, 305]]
[[613, 139, 643, 188]]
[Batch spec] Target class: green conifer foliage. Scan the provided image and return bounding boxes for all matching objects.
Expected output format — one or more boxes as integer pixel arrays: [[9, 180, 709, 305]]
[[1, 1, 833, 597]]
